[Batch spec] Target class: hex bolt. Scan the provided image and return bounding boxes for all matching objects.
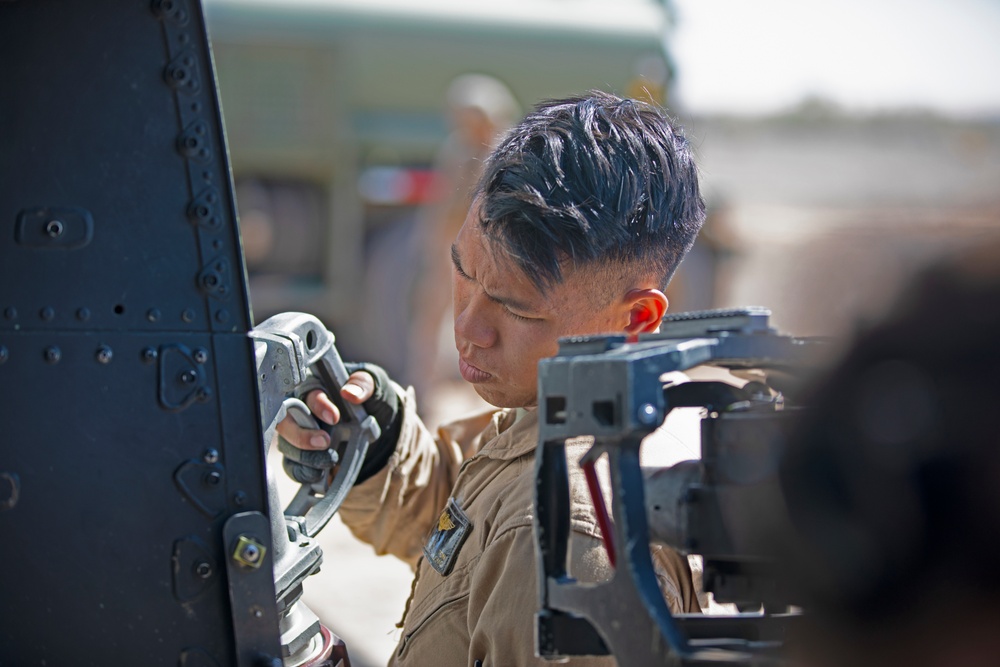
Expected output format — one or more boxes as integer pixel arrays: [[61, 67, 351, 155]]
[[45, 220, 64, 237], [95, 346, 113, 364], [193, 349, 208, 364], [637, 403, 659, 426], [43, 346, 61, 364], [194, 561, 212, 579], [232, 535, 267, 569], [203, 448, 219, 464], [141, 347, 158, 363]]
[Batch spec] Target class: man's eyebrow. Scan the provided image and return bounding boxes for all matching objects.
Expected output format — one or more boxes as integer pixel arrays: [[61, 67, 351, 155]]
[[450, 243, 537, 314]]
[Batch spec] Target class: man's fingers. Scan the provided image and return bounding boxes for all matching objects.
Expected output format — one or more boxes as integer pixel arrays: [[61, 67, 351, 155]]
[[275, 415, 331, 451], [306, 389, 340, 425], [341, 370, 375, 404]]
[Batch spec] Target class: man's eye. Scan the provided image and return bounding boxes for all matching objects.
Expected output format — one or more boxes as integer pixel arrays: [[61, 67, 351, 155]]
[[454, 264, 472, 280], [503, 307, 532, 322]]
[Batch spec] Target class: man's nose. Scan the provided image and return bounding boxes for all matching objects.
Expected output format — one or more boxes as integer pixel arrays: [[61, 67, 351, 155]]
[[454, 291, 497, 349]]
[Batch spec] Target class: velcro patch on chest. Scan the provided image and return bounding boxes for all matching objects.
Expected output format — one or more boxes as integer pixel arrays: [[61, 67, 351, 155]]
[[423, 497, 473, 576]]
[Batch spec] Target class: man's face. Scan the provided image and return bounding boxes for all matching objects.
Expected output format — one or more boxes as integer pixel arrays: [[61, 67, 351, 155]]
[[451, 212, 630, 408]]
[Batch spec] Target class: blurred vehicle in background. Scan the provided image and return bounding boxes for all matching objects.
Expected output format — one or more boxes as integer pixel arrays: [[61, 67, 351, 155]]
[[204, 0, 676, 364]]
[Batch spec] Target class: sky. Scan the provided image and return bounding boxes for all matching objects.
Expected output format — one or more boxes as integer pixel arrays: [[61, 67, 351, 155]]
[[669, 0, 1000, 117]]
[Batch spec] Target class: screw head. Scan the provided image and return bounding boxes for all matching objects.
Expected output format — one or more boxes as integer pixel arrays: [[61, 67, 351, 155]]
[[141, 347, 158, 363], [193, 349, 208, 364], [194, 561, 212, 579], [45, 219, 64, 237], [203, 448, 219, 464], [43, 346, 61, 364], [637, 403, 659, 426], [180, 370, 197, 384]]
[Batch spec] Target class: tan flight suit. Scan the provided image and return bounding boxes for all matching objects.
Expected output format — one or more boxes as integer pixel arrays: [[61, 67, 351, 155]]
[[338, 391, 700, 667]]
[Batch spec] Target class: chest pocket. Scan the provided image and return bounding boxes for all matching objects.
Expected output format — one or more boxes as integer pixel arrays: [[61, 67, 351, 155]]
[[423, 497, 473, 576]]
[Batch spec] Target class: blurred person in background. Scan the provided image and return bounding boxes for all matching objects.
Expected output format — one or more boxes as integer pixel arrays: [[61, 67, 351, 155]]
[[406, 74, 519, 415], [775, 239, 1000, 667], [278, 91, 707, 666]]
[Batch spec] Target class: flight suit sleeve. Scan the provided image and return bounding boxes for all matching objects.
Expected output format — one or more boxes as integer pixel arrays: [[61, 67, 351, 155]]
[[336, 388, 494, 568]]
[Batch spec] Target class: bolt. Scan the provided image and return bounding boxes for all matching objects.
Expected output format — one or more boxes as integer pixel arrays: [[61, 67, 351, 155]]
[[205, 470, 221, 486], [141, 347, 158, 363], [180, 370, 197, 384], [203, 448, 219, 464], [194, 561, 212, 579], [251, 606, 263, 619], [39, 307, 55, 321], [96, 346, 113, 364], [146, 308, 161, 323], [44, 220, 64, 237], [637, 403, 659, 426], [43, 346, 61, 364], [193, 349, 208, 364], [241, 543, 260, 563]]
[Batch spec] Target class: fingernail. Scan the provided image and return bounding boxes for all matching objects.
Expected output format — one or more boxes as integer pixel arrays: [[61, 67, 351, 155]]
[[310, 434, 328, 449], [343, 385, 364, 400], [322, 410, 335, 424]]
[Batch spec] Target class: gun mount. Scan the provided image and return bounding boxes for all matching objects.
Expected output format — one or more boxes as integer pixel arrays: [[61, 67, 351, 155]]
[[534, 307, 830, 665]]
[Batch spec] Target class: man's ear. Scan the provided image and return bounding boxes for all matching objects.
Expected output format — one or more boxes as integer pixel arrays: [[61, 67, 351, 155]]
[[623, 288, 668, 334]]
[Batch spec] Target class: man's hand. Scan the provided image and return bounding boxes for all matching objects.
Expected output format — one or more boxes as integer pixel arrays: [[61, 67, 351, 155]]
[[275, 370, 376, 451], [276, 362, 404, 486]]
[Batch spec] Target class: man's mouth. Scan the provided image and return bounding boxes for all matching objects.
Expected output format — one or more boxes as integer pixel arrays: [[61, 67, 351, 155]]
[[459, 357, 493, 383]]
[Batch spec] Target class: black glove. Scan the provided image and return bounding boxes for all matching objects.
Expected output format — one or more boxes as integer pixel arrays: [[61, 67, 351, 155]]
[[342, 361, 403, 484]]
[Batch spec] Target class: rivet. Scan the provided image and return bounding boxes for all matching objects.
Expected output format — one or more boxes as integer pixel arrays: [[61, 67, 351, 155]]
[[180, 370, 197, 384], [39, 307, 55, 321], [193, 349, 208, 364], [215, 309, 229, 324], [3, 307, 16, 321], [44, 346, 61, 364], [0, 346, 8, 364], [205, 470, 221, 486], [196, 386, 212, 402], [147, 308, 161, 323], [194, 561, 212, 579], [95, 346, 113, 364], [233, 491, 247, 506], [76, 307, 91, 321], [181, 309, 195, 323], [141, 347, 158, 363], [203, 448, 219, 464]]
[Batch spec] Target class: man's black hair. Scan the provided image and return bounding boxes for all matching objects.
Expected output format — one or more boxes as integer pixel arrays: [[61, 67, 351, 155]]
[[474, 90, 705, 292]]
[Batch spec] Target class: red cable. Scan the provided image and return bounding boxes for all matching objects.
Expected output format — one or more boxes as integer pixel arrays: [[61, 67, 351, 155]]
[[582, 458, 616, 568]]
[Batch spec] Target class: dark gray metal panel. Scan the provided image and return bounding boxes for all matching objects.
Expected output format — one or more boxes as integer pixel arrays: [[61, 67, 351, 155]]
[[0, 1, 278, 665]]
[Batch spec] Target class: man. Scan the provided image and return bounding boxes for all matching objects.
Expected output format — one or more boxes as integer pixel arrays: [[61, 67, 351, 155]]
[[278, 91, 706, 666]]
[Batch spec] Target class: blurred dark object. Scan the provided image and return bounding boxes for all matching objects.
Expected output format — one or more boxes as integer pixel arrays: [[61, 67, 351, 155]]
[[776, 239, 1000, 667]]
